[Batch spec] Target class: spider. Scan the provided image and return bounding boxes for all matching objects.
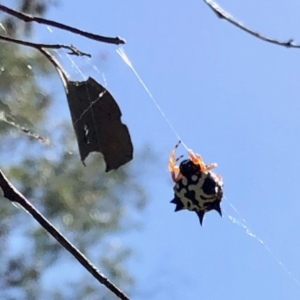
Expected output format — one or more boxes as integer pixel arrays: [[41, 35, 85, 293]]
[[169, 141, 224, 226]]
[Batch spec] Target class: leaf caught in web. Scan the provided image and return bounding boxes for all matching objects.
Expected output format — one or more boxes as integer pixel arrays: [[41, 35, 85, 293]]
[[66, 77, 133, 172]]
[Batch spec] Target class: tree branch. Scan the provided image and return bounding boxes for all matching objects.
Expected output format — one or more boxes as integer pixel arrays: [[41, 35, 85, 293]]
[[38, 48, 69, 88], [0, 169, 130, 300], [0, 4, 125, 45], [203, 0, 300, 49], [0, 34, 91, 57]]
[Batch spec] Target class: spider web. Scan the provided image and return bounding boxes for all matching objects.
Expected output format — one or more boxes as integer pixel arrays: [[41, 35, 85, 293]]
[[114, 47, 300, 291]]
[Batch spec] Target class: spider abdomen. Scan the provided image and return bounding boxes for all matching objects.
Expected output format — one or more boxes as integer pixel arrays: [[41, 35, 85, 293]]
[[171, 161, 223, 225]]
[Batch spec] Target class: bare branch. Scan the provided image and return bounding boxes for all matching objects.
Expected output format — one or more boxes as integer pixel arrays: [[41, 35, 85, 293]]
[[0, 4, 125, 45], [38, 48, 69, 87], [203, 0, 300, 49], [0, 112, 50, 145], [0, 34, 91, 57], [0, 169, 130, 300]]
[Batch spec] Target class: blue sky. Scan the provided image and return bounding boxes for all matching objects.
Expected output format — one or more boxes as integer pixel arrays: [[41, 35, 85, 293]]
[[25, 0, 300, 299]]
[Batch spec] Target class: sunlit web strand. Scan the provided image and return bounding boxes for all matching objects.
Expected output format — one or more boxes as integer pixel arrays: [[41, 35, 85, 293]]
[[116, 47, 189, 151], [0, 22, 7, 33], [224, 200, 300, 288], [86, 58, 108, 87], [46, 25, 86, 80], [64, 51, 87, 79]]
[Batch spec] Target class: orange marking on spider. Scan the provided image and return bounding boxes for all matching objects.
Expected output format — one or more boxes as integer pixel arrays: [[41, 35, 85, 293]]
[[188, 149, 217, 173]]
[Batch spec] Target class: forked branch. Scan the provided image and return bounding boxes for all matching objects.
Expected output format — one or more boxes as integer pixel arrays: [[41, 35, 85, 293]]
[[0, 34, 91, 57]]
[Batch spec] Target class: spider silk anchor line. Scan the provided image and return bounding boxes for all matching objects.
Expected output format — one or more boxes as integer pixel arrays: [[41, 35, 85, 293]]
[[116, 47, 189, 151], [225, 201, 300, 288]]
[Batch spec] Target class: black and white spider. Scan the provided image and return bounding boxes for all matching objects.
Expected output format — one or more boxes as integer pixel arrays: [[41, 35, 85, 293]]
[[169, 141, 224, 226]]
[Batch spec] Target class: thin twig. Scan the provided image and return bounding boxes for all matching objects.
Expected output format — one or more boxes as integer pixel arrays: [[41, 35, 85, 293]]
[[0, 34, 91, 57], [203, 0, 300, 49], [0, 169, 130, 300], [38, 48, 69, 87], [0, 112, 50, 145], [0, 4, 125, 45]]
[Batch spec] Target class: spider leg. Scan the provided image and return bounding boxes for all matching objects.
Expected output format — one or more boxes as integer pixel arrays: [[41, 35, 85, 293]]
[[188, 149, 217, 172], [169, 141, 183, 182], [206, 163, 218, 171], [172, 170, 183, 182]]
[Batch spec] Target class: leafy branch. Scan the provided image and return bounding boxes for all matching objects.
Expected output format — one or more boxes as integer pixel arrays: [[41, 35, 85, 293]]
[[203, 0, 300, 49], [0, 169, 130, 300]]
